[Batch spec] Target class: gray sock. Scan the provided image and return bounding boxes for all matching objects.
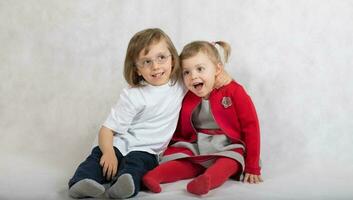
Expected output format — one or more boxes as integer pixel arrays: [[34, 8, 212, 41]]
[[69, 179, 105, 198], [108, 174, 135, 199]]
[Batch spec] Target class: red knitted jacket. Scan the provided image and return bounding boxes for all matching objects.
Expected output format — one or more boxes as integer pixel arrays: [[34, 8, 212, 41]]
[[164, 81, 261, 175]]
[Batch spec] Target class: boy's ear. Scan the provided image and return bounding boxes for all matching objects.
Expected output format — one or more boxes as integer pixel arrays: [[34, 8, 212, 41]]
[[136, 68, 142, 76]]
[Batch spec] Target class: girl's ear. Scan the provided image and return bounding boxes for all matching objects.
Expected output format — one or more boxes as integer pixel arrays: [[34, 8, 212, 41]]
[[215, 63, 223, 76]]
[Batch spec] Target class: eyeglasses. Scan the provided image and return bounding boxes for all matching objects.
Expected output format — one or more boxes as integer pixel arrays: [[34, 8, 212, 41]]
[[136, 54, 171, 68]]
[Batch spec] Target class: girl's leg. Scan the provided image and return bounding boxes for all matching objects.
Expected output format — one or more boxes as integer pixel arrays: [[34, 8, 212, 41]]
[[107, 151, 158, 199], [143, 159, 205, 193], [187, 157, 240, 195]]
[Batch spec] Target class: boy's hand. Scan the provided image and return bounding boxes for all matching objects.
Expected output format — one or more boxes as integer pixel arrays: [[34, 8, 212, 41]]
[[214, 68, 232, 89], [243, 173, 263, 184], [100, 150, 118, 181]]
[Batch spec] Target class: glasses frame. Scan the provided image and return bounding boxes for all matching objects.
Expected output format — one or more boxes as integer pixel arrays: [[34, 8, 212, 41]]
[[135, 54, 172, 68]]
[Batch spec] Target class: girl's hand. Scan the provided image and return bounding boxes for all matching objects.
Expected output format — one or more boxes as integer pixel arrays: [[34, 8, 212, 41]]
[[100, 150, 118, 181], [243, 173, 263, 184]]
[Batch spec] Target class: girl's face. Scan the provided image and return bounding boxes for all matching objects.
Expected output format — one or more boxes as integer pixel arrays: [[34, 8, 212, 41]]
[[182, 52, 221, 99], [136, 40, 172, 86]]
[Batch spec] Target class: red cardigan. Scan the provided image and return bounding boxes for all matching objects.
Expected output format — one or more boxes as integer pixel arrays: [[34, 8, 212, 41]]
[[165, 81, 261, 175]]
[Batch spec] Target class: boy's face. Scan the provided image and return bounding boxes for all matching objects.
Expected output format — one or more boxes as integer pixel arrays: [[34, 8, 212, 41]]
[[182, 52, 221, 99], [136, 40, 172, 86]]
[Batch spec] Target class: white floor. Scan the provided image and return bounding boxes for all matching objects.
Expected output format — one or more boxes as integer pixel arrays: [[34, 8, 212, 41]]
[[1, 152, 352, 200]]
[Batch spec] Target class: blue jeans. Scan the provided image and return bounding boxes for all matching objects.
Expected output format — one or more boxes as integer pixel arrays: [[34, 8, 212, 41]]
[[68, 146, 158, 197]]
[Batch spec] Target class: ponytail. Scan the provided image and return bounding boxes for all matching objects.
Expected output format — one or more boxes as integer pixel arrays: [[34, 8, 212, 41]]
[[213, 41, 231, 64]]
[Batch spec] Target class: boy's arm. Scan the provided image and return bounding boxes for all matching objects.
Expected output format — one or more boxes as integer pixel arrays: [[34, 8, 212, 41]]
[[98, 126, 118, 180], [99, 126, 114, 153], [99, 88, 142, 180]]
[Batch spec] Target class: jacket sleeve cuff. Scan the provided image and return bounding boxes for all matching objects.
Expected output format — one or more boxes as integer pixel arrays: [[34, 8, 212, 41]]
[[244, 166, 261, 175]]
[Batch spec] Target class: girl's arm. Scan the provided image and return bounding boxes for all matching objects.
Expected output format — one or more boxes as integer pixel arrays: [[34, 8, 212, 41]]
[[232, 85, 261, 176], [233, 87, 263, 184], [98, 126, 118, 181]]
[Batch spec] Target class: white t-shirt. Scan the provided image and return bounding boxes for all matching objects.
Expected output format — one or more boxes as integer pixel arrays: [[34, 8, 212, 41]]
[[103, 80, 186, 156]]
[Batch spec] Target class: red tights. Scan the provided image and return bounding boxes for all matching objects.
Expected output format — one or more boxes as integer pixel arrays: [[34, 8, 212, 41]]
[[143, 157, 240, 195]]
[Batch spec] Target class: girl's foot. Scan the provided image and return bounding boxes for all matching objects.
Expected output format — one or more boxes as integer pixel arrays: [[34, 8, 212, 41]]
[[186, 174, 210, 195], [142, 175, 162, 193]]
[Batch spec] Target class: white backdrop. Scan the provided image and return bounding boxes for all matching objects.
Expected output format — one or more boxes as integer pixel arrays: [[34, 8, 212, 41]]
[[1, 0, 353, 199]]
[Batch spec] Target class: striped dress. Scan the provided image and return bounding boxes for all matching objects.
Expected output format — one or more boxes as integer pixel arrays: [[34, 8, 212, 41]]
[[161, 99, 245, 175]]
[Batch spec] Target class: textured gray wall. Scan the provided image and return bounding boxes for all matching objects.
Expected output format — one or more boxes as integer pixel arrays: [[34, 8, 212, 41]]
[[1, 0, 353, 199]]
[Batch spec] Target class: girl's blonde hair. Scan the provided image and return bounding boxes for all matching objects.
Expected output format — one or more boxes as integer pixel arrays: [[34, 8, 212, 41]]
[[180, 41, 231, 66], [124, 28, 180, 87]]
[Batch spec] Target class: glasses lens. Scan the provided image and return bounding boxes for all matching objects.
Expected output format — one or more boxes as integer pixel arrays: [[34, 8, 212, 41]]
[[137, 54, 170, 68], [159, 54, 170, 64], [143, 60, 151, 68]]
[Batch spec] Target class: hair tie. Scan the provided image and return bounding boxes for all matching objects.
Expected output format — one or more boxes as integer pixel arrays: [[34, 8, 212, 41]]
[[211, 41, 225, 64]]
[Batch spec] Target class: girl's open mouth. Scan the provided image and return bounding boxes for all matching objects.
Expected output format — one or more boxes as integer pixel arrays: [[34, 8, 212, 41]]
[[193, 82, 204, 90]]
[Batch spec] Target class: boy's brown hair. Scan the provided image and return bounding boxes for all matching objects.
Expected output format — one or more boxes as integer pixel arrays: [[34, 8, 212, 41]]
[[124, 28, 180, 87]]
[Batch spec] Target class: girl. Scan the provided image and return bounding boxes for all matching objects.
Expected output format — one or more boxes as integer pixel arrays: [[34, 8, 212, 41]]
[[68, 29, 230, 199], [143, 41, 263, 196]]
